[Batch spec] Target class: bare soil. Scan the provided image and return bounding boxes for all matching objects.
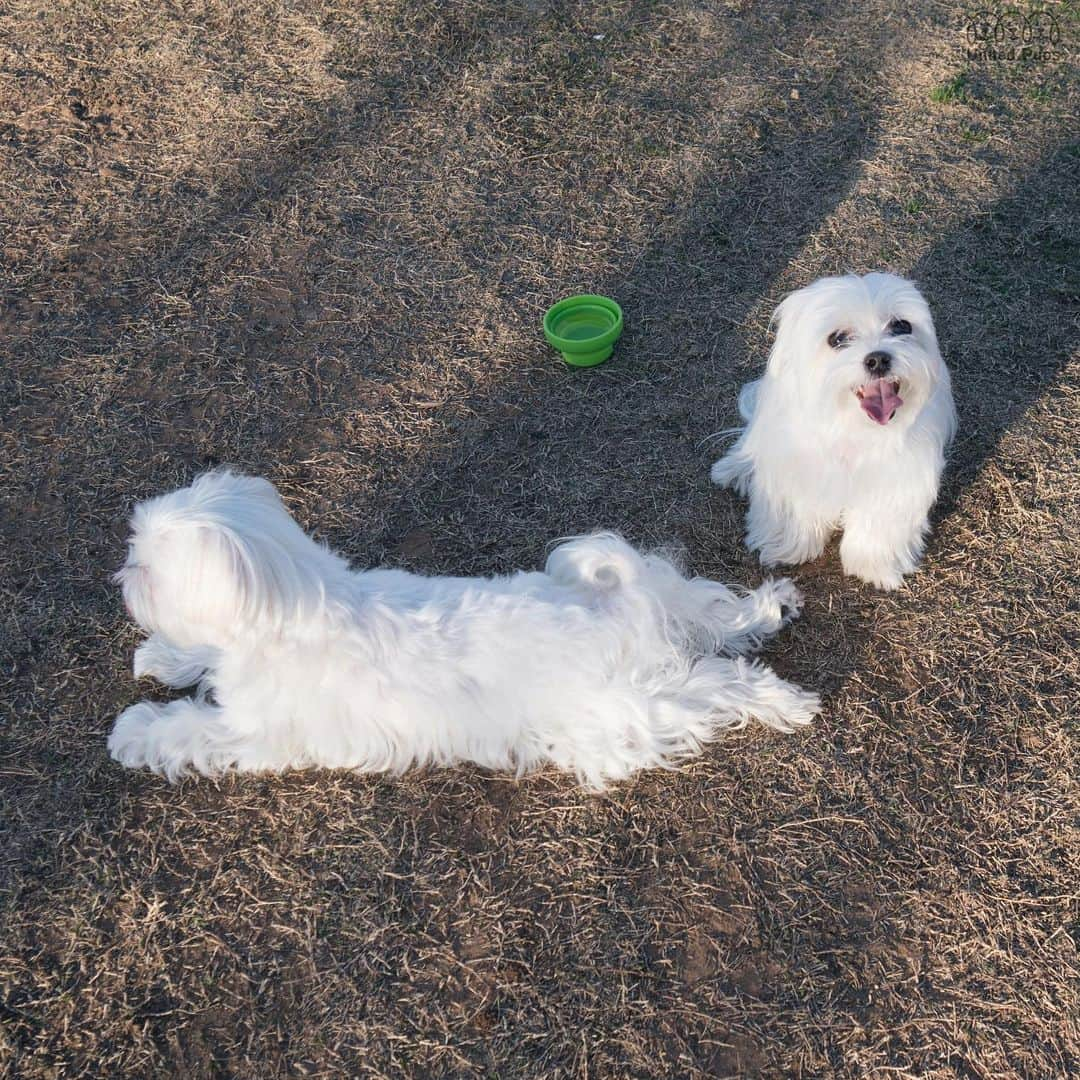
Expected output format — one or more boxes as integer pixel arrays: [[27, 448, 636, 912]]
[[1, 2, 1077, 1077]]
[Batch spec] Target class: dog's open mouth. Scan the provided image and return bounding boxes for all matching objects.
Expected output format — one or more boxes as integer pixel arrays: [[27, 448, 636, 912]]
[[855, 378, 903, 425]]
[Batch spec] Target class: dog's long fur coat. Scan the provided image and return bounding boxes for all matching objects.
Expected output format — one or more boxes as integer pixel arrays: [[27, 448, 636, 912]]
[[110, 472, 819, 787]]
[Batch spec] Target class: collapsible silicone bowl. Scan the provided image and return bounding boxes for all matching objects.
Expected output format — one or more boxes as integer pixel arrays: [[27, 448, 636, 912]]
[[543, 294, 624, 367]]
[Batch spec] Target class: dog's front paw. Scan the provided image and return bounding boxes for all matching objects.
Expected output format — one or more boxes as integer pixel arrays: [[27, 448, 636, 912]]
[[840, 526, 924, 590], [864, 569, 905, 591], [134, 638, 211, 688], [133, 639, 166, 681], [108, 702, 161, 770], [841, 552, 909, 591]]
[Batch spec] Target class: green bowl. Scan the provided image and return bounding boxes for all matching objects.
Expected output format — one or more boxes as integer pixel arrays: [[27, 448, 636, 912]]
[[543, 294, 624, 367]]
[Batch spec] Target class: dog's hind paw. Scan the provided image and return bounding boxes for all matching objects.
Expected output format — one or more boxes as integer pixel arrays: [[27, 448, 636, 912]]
[[768, 577, 805, 624]]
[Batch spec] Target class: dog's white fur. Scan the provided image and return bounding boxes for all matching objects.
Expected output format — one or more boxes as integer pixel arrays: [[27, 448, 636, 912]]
[[108, 472, 819, 787], [711, 273, 956, 589]]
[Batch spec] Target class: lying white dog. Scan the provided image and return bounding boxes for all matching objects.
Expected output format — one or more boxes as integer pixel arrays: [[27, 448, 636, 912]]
[[109, 471, 819, 787], [711, 272, 956, 589]]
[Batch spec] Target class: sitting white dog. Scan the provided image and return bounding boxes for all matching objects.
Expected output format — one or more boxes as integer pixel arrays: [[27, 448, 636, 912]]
[[711, 272, 956, 589], [109, 472, 819, 787]]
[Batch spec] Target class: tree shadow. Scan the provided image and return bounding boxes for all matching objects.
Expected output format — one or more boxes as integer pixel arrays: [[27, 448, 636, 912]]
[[919, 139, 1078, 527], [0, 2, 538, 351], [0, 0, 881, 905], [9, 7, 1078, 1077], [344, 64, 884, 581], [1, 0, 884, 964]]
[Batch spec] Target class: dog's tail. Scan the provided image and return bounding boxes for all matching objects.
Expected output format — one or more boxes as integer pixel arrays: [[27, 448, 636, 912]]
[[545, 532, 646, 592]]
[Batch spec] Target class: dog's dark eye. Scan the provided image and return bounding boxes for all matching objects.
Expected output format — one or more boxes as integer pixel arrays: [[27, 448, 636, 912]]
[[827, 329, 852, 349], [888, 318, 912, 336]]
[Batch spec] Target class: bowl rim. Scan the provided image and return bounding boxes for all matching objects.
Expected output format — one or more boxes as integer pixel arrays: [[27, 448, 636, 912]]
[[543, 294, 624, 352]]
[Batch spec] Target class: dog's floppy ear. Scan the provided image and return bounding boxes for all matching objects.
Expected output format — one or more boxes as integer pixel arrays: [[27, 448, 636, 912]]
[[763, 285, 814, 378], [117, 471, 326, 645]]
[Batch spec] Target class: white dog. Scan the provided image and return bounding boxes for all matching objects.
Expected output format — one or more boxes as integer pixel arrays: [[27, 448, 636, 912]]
[[108, 471, 819, 787], [711, 273, 956, 589]]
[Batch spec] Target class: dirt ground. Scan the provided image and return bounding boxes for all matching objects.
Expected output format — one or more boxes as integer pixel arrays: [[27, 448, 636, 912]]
[[1, 1, 1077, 1077]]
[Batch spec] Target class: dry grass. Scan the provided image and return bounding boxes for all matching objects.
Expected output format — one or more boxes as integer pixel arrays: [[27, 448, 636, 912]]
[[1, 1, 1078, 1076]]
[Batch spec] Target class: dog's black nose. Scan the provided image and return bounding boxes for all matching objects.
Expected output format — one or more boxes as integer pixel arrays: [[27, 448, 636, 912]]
[[864, 351, 892, 375]]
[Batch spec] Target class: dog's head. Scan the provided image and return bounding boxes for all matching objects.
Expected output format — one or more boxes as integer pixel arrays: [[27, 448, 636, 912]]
[[115, 471, 338, 646], [766, 272, 951, 433]]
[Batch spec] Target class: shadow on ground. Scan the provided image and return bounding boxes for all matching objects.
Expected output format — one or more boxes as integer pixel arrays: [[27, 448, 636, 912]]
[[1, 1, 1077, 1077]]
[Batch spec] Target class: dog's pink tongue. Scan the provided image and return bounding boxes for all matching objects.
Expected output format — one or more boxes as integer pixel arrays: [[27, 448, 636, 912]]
[[859, 378, 903, 424]]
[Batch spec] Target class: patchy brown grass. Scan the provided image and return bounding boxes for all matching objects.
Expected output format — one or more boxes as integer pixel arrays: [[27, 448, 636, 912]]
[[1, 1, 1077, 1076]]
